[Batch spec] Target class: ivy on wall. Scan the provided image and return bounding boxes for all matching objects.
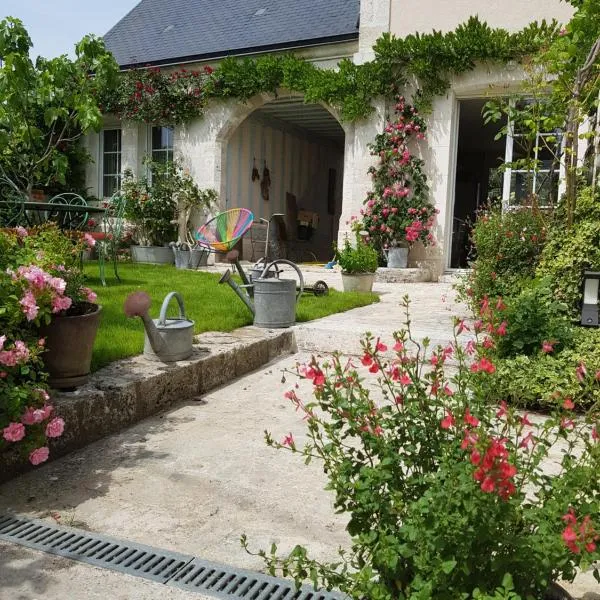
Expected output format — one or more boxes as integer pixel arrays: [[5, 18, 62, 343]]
[[99, 16, 561, 125]]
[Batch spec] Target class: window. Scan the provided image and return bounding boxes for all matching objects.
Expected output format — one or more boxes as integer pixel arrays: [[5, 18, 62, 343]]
[[502, 102, 562, 208], [151, 126, 174, 164], [102, 129, 122, 198]]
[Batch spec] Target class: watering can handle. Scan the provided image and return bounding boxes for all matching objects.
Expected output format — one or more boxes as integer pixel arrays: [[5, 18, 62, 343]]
[[158, 291, 187, 326], [263, 259, 304, 301]]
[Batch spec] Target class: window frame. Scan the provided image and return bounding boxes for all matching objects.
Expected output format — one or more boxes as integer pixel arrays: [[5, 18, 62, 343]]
[[501, 104, 562, 210], [100, 128, 122, 199]]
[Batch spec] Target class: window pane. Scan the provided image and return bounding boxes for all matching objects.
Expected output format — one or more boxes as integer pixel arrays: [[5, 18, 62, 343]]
[[103, 175, 119, 198], [509, 172, 534, 206], [152, 126, 173, 151], [534, 171, 559, 206], [103, 153, 120, 176], [103, 129, 120, 152]]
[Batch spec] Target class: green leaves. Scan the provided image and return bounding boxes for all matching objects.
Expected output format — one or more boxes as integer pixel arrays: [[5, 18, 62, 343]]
[[0, 17, 118, 195]]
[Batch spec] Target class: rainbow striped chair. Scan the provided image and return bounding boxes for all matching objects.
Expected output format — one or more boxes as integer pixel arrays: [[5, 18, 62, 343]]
[[194, 208, 254, 254]]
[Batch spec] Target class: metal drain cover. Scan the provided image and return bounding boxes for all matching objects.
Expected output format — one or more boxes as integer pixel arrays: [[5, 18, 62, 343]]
[[0, 513, 192, 583], [0, 514, 344, 599]]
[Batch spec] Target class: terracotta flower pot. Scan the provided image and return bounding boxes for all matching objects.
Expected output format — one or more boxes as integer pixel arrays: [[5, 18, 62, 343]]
[[40, 304, 102, 390]]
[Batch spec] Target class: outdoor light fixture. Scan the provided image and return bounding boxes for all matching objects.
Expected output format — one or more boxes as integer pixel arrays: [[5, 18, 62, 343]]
[[580, 271, 600, 327]]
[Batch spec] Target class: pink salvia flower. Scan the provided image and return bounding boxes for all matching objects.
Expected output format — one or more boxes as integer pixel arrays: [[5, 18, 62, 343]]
[[542, 340, 555, 354], [282, 433, 295, 448]]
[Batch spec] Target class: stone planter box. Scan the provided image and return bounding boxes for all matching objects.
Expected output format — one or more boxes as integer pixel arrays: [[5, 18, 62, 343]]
[[131, 245, 175, 265]]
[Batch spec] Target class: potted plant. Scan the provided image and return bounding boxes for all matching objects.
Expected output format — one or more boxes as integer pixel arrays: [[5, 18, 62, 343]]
[[0, 225, 101, 390], [172, 177, 217, 270], [358, 96, 438, 268], [121, 159, 177, 264], [335, 237, 378, 292]]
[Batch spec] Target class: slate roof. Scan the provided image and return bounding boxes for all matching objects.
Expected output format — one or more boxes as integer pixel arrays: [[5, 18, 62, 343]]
[[104, 0, 360, 68]]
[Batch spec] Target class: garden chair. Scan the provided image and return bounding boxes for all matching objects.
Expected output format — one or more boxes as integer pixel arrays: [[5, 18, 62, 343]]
[[47, 193, 89, 230], [89, 193, 126, 286], [194, 208, 255, 254]]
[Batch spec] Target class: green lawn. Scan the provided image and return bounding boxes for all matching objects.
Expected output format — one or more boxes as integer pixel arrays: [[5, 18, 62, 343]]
[[83, 263, 378, 371]]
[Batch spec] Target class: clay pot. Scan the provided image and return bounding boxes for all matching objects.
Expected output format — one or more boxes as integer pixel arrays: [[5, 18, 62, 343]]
[[40, 304, 102, 390]]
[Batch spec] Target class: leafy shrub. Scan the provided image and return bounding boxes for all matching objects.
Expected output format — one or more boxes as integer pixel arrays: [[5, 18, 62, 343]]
[[467, 207, 547, 302], [335, 238, 379, 274], [537, 187, 600, 315], [480, 328, 600, 411], [246, 298, 600, 599], [494, 279, 573, 359]]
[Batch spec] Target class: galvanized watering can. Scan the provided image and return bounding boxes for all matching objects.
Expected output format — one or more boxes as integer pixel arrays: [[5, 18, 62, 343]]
[[124, 291, 195, 362], [219, 260, 304, 329]]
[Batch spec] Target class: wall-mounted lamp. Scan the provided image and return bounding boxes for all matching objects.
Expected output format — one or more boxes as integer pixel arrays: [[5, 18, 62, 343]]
[[580, 271, 600, 327]]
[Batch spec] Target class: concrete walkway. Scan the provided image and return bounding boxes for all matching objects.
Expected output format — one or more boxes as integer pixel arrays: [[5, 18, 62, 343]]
[[0, 274, 597, 599]]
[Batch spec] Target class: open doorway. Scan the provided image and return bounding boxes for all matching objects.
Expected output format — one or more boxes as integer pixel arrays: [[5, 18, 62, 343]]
[[450, 99, 506, 268], [224, 96, 345, 262]]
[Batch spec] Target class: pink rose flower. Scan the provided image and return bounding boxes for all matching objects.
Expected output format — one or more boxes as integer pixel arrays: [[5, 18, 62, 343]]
[[3, 422, 26, 442], [51, 295, 72, 313], [29, 447, 50, 466], [82, 287, 97, 303], [21, 406, 46, 425], [45, 417, 65, 438], [20, 290, 39, 321]]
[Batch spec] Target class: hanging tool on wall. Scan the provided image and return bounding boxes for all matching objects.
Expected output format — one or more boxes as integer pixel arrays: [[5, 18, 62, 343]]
[[261, 160, 271, 201], [252, 157, 260, 182]]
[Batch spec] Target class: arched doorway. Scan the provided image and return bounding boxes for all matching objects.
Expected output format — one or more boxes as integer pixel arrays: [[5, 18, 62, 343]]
[[222, 95, 346, 262]]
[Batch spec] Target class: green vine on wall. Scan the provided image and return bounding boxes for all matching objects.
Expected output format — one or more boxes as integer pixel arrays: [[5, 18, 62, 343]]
[[99, 16, 561, 125]]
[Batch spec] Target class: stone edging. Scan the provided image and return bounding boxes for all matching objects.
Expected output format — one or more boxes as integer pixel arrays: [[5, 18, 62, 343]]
[[0, 327, 296, 483]]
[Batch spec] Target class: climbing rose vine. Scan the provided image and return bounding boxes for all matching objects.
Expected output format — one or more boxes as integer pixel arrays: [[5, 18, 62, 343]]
[[244, 296, 600, 599], [357, 97, 438, 256]]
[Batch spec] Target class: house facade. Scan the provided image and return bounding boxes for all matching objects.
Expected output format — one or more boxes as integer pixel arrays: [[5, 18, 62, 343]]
[[86, 0, 574, 274]]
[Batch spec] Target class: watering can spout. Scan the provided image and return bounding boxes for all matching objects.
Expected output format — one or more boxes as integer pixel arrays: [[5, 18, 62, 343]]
[[219, 269, 255, 315], [123, 291, 168, 355]]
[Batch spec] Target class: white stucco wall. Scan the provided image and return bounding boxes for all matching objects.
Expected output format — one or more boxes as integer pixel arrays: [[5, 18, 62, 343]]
[[390, 0, 573, 36]]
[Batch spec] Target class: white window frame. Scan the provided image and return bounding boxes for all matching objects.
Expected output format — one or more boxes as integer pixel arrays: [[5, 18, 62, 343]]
[[100, 128, 122, 199], [501, 104, 561, 210]]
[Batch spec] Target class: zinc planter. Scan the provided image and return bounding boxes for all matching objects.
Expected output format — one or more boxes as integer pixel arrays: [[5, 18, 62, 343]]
[[386, 246, 409, 268], [341, 272, 376, 293], [40, 304, 102, 390], [131, 245, 175, 265]]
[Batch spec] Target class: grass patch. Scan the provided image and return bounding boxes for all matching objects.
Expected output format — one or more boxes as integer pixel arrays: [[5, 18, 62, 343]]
[[83, 263, 378, 371]]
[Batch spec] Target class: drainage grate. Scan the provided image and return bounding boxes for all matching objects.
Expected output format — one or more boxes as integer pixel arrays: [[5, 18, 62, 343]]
[[168, 557, 344, 599], [0, 514, 344, 600], [0, 514, 192, 583]]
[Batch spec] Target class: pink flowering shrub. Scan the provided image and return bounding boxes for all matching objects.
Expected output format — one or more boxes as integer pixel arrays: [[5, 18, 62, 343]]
[[0, 225, 98, 464], [249, 297, 600, 599], [356, 97, 438, 257]]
